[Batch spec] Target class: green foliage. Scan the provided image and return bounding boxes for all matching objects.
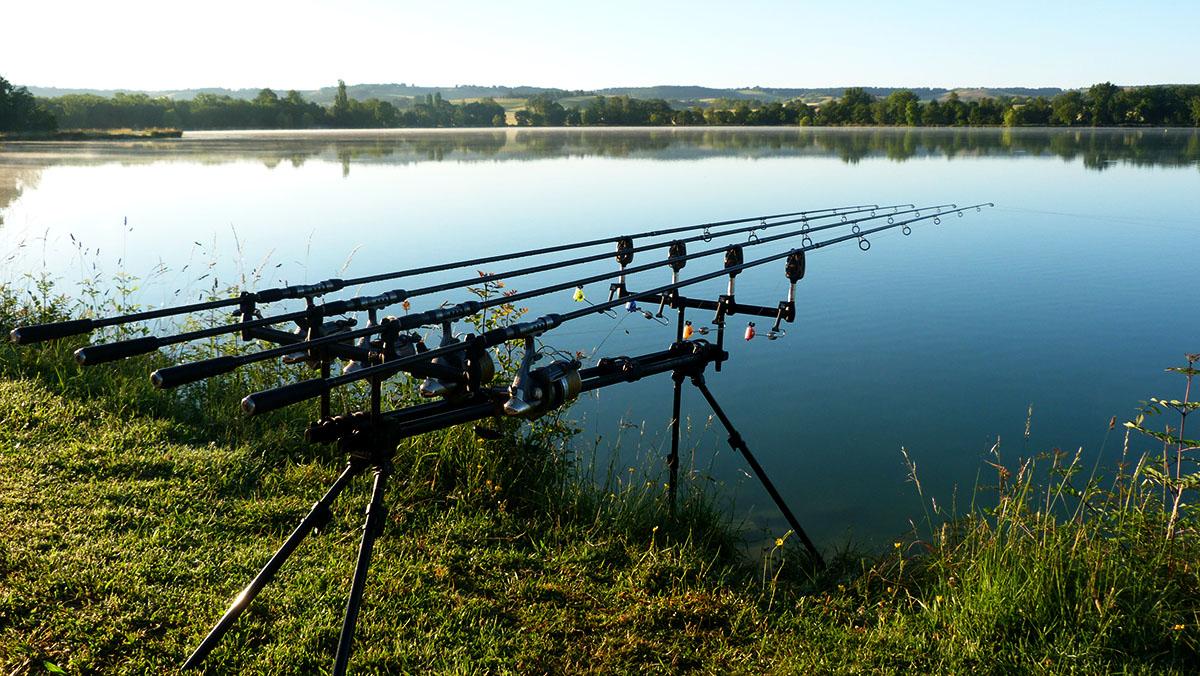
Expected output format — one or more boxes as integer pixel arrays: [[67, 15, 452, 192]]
[[2, 281, 1198, 672], [16, 73, 1200, 132], [0, 75, 57, 132]]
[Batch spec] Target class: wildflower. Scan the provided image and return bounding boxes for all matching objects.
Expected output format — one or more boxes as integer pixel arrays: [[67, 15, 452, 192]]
[[1174, 624, 1186, 631], [775, 538, 785, 548], [935, 595, 943, 603], [893, 542, 902, 550]]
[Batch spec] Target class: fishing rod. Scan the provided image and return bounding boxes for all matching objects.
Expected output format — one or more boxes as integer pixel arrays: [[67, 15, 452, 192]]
[[236, 204, 994, 416], [7, 199, 999, 676], [69, 203, 922, 367], [148, 203, 959, 390], [9, 203, 891, 345]]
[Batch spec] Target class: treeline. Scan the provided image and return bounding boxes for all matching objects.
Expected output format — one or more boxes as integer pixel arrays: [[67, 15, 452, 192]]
[[516, 85, 1200, 128], [0, 76, 57, 132], [6, 75, 1200, 132], [37, 81, 507, 131]]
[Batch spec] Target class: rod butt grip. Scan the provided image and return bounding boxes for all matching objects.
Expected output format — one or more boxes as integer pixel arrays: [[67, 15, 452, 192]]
[[10, 318, 95, 344], [241, 379, 327, 416], [74, 336, 161, 366], [151, 356, 240, 389]]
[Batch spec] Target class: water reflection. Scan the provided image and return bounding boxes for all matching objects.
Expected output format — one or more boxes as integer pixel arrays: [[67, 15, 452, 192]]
[[2, 128, 1197, 185]]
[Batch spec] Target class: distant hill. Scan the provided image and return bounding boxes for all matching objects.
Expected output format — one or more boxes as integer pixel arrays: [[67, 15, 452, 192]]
[[25, 83, 1068, 107], [25, 83, 585, 106]]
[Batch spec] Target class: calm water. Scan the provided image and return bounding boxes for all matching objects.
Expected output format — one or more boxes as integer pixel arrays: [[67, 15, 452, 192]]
[[2, 127, 1198, 546]]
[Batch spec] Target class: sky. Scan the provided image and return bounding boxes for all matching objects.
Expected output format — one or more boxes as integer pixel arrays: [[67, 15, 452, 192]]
[[4, 0, 1198, 91]]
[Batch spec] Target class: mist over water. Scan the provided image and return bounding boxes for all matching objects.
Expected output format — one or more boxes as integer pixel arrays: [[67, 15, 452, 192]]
[[2, 127, 1197, 545]]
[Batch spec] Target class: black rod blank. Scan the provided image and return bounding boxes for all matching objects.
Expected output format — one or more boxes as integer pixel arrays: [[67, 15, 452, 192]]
[[76, 203, 913, 366], [238, 204, 993, 416], [10, 203, 890, 345], [155, 203, 955, 390]]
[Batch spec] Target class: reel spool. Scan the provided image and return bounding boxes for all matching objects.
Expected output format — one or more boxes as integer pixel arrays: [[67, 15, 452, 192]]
[[419, 323, 496, 400], [504, 335, 580, 419]]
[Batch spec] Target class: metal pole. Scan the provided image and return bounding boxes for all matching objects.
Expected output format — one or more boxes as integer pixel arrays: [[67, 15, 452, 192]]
[[182, 463, 360, 670], [333, 464, 390, 676], [690, 375, 824, 566]]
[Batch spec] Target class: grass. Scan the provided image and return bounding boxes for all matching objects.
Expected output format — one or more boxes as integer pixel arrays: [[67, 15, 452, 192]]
[[1, 282, 1198, 674]]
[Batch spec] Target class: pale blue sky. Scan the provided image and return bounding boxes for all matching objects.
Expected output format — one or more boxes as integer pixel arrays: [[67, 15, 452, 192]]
[[5, 0, 1197, 90]]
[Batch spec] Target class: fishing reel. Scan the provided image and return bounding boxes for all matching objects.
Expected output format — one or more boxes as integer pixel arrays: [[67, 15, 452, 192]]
[[342, 316, 423, 375], [503, 337, 582, 419], [419, 321, 495, 400], [282, 318, 358, 366]]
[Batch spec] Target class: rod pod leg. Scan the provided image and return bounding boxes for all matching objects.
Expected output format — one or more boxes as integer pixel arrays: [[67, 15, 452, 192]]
[[667, 370, 684, 514], [182, 462, 361, 670], [690, 375, 824, 567], [332, 463, 391, 676]]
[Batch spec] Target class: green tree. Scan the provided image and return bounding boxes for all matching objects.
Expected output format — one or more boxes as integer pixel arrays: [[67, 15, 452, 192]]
[[1051, 91, 1084, 126], [332, 79, 351, 125], [0, 75, 57, 132], [1084, 82, 1120, 126]]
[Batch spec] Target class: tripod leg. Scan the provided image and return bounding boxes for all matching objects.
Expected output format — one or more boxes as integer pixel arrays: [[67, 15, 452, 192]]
[[667, 371, 683, 513], [691, 376, 825, 567], [332, 464, 390, 676], [183, 462, 360, 670]]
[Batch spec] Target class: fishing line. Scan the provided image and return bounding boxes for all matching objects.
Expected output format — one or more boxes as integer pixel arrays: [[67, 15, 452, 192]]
[[993, 205, 1199, 232]]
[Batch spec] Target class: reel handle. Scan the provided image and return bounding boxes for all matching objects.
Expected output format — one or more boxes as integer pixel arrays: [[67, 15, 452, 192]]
[[9, 318, 95, 345], [241, 379, 328, 416], [74, 336, 161, 365], [151, 356, 240, 389]]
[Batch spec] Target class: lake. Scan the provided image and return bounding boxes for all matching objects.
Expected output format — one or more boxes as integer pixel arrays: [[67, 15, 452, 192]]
[[1, 127, 1198, 547]]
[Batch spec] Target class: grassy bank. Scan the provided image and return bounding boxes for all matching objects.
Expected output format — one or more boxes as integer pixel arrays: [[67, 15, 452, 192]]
[[1, 285, 1197, 673]]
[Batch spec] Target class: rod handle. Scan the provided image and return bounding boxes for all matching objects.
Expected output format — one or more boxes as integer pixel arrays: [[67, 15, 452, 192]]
[[9, 318, 95, 345], [151, 356, 240, 389], [74, 336, 161, 365], [241, 379, 327, 416]]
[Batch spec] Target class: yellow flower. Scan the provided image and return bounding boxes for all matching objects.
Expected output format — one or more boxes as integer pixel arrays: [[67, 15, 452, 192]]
[[935, 595, 944, 603], [893, 542, 902, 549], [775, 538, 785, 547], [1174, 624, 1186, 631]]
